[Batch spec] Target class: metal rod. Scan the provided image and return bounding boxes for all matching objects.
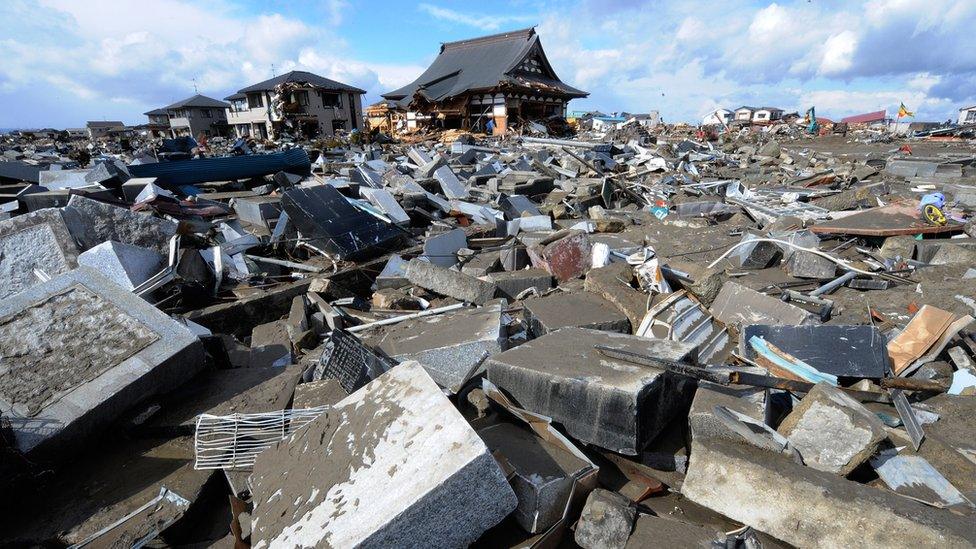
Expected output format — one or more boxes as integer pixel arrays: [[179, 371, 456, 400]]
[[810, 271, 857, 296], [346, 303, 468, 333]]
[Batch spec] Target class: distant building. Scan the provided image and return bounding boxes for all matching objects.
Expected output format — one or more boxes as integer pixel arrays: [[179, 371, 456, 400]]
[[86, 121, 125, 139], [383, 27, 588, 134], [143, 108, 171, 137], [957, 105, 976, 125], [590, 116, 627, 132], [621, 111, 660, 128], [733, 106, 756, 122], [164, 94, 230, 138], [702, 109, 732, 126], [226, 70, 365, 139], [732, 106, 783, 124], [841, 110, 887, 126], [752, 107, 784, 124]]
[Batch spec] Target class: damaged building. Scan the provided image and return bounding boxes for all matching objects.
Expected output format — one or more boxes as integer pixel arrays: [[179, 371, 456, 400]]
[[382, 27, 588, 134], [144, 94, 231, 139], [225, 70, 365, 140]]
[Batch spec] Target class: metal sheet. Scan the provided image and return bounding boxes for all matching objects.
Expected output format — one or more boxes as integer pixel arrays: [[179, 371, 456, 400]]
[[741, 324, 890, 379], [128, 148, 311, 185]]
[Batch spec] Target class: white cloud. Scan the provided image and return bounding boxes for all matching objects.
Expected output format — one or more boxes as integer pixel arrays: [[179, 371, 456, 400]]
[[819, 31, 858, 75], [0, 0, 419, 126], [2, 0, 975, 127], [417, 3, 534, 31]]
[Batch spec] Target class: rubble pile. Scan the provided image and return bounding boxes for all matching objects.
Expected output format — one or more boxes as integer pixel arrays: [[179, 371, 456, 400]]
[[1, 127, 975, 547]]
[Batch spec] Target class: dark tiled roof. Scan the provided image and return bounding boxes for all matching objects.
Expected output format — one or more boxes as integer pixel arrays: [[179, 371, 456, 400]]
[[144, 108, 169, 116], [164, 94, 230, 109], [236, 71, 366, 94], [86, 121, 124, 128], [382, 27, 587, 105], [225, 92, 246, 101]]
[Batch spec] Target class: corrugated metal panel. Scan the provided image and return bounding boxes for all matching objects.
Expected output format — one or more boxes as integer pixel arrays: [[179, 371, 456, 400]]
[[128, 149, 310, 185]]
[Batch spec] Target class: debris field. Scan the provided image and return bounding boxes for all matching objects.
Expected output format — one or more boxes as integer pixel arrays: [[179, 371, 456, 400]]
[[1, 121, 976, 548]]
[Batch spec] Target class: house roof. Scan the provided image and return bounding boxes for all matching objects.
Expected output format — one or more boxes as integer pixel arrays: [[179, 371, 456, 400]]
[[236, 70, 366, 95], [86, 121, 124, 128], [163, 94, 230, 110], [958, 105, 976, 112], [735, 106, 757, 112], [382, 27, 587, 106], [757, 106, 783, 112], [841, 110, 886, 124], [225, 92, 246, 101], [144, 108, 169, 116]]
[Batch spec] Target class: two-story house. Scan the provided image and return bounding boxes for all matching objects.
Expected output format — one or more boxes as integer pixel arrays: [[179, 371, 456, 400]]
[[86, 121, 126, 139], [157, 94, 230, 138], [143, 108, 171, 137], [225, 71, 366, 139], [733, 106, 784, 124]]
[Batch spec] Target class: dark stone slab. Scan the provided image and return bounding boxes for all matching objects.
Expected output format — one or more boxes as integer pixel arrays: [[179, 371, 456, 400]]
[[280, 185, 402, 260]]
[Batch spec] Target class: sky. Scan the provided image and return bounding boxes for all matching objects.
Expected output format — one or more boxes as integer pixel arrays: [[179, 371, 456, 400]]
[[1, 0, 975, 128]]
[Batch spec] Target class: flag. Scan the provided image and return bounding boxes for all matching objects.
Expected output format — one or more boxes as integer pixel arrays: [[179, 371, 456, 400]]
[[897, 102, 915, 118]]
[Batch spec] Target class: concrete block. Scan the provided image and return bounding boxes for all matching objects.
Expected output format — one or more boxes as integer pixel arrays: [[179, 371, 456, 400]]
[[710, 281, 813, 327], [0, 208, 79, 300], [584, 262, 646, 330], [682, 437, 976, 547], [478, 421, 591, 534], [63, 195, 178, 255], [461, 250, 501, 277], [292, 379, 347, 408], [527, 230, 592, 283], [360, 187, 410, 225], [523, 291, 630, 336], [879, 235, 916, 260], [929, 243, 976, 265], [233, 195, 282, 230], [664, 259, 728, 307], [364, 300, 506, 392], [732, 233, 781, 269], [625, 514, 719, 548], [777, 382, 886, 475], [0, 267, 203, 457], [250, 320, 292, 368], [487, 268, 553, 300], [575, 489, 635, 549], [405, 258, 497, 305], [487, 327, 697, 455], [422, 227, 466, 267], [374, 254, 409, 290], [785, 251, 837, 279], [688, 381, 766, 445], [77, 240, 164, 291], [250, 361, 516, 548]]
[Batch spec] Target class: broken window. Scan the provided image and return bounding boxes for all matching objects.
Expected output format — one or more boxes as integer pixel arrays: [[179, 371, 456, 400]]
[[247, 93, 264, 109], [203, 109, 212, 119], [321, 92, 341, 108]]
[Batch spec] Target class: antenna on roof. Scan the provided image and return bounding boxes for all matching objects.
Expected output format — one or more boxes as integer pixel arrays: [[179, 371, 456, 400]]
[[271, 63, 276, 77], [192, 77, 199, 94]]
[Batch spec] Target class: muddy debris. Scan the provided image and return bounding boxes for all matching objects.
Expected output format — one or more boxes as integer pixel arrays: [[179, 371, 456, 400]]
[[2, 93, 976, 549]]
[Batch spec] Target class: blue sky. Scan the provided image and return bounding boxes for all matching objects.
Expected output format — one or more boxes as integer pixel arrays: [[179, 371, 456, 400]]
[[2, 0, 975, 128]]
